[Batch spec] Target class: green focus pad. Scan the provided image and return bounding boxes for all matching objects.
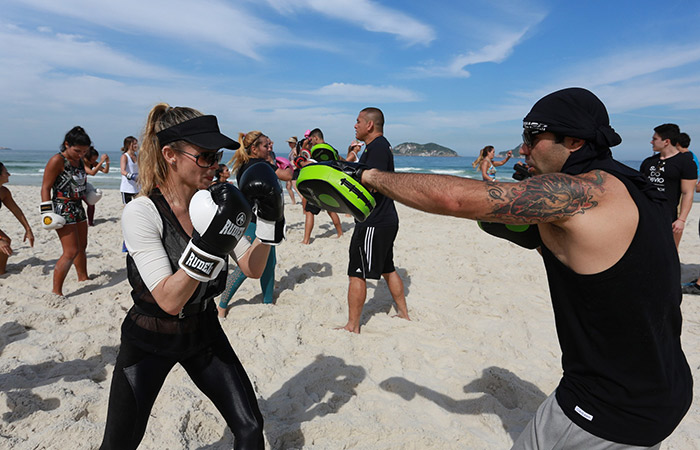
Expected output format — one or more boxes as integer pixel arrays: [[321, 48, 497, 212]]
[[310, 143, 339, 162], [476, 220, 542, 249], [505, 224, 530, 232], [297, 164, 376, 222]]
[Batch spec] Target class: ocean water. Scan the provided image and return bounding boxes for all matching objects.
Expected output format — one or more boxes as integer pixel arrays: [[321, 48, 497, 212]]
[[0, 149, 645, 190]]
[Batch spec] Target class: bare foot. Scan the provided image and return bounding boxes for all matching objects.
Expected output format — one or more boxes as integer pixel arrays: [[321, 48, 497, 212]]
[[392, 309, 410, 321], [217, 305, 228, 319], [301, 240, 310, 245], [335, 324, 360, 334]]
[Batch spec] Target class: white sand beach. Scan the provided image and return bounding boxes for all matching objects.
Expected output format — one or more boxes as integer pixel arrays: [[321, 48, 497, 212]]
[[0, 185, 698, 449]]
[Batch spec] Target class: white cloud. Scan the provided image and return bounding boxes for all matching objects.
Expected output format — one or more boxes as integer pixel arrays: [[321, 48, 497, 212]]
[[305, 82, 420, 103], [407, 26, 533, 78], [0, 24, 176, 80], [12, 0, 291, 60], [520, 44, 700, 114], [265, 0, 435, 45], [562, 44, 700, 88], [596, 76, 700, 113]]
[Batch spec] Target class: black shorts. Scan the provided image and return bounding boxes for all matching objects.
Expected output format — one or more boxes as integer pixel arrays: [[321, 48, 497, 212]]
[[305, 201, 321, 215], [121, 192, 136, 205], [347, 224, 398, 280]]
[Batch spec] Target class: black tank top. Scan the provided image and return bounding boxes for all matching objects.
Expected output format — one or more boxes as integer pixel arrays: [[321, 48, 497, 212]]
[[542, 174, 692, 445], [122, 189, 227, 356]]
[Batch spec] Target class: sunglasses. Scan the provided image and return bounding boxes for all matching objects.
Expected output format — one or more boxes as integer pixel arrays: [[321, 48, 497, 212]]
[[522, 128, 547, 147], [175, 149, 223, 168]]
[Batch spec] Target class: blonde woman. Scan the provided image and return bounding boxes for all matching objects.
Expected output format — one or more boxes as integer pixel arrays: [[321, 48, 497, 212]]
[[472, 145, 512, 181], [218, 131, 289, 315], [101, 104, 281, 449]]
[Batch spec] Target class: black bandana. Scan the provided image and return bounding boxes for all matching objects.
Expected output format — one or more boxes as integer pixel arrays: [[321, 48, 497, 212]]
[[524, 88, 663, 202]]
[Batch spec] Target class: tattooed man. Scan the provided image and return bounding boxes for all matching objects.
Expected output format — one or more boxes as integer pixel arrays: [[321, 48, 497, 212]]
[[359, 88, 692, 449]]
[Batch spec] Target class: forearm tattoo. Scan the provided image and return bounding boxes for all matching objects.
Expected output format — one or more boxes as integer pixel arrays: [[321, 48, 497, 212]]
[[486, 171, 605, 222]]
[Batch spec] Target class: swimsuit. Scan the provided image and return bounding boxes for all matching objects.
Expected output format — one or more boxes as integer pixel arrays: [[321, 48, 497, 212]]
[[52, 152, 87, 224]]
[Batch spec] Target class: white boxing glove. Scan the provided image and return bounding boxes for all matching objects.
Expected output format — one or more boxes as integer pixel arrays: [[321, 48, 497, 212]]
[[178, 184, 251, 282], [85, 183, 103, 205], [40, 201, 66, 230]]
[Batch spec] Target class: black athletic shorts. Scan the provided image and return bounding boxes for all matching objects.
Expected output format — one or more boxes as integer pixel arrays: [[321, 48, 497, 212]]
[[304, 201, 321, 215], [347, 224, 398, 280]]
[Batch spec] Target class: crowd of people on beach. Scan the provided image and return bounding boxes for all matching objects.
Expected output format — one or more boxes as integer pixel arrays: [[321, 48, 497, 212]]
[[0, 88, 697, 448]]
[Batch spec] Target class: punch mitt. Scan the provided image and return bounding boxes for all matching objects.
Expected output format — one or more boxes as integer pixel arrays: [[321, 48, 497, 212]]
[[297, 161, 376, 222], [275, 156, 292, 170], [40, 201, 66, 230], [84, 183, 103, 205], [310, 143, 339, 162], [477, 221, 541, 249]]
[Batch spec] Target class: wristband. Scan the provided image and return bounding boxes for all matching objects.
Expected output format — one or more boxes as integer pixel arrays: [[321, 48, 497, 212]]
[[255, 217, 286, 245], [178, 240, 225, 282]]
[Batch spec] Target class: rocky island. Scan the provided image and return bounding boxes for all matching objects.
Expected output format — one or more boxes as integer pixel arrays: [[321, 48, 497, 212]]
[[393, 142, 458, 157]]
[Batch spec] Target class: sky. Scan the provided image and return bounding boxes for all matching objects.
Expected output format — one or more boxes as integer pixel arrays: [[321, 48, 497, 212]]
[[1, 0, 699, 159]]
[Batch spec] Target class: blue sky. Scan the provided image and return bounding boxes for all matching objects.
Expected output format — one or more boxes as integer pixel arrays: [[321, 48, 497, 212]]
[[1, 0, 699, 159]]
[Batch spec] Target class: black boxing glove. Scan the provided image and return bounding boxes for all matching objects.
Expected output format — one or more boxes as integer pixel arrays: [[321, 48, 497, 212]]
[[178, 183, 252, 282], [477, 221, 541, 250], [239, 162, 286, 245], [323, 160, 369, 184], [512, 164, 532, 181]]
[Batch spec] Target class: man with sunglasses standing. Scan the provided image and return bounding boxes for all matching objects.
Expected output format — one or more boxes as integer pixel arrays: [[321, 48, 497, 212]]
[[320, 89, 692, 448], [640, 123, 697, 250]]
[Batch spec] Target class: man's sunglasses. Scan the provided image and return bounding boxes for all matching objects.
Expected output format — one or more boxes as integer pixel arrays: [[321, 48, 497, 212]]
[[522, 128, 548, 147], [175, 149, 223, 168]]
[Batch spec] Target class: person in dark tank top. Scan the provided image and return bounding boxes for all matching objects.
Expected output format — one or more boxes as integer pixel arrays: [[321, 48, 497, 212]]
[[350, 88, 692, 448]]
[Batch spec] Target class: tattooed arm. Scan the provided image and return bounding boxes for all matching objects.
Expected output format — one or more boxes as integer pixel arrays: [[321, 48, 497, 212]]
[[361, 169, 607, 225]]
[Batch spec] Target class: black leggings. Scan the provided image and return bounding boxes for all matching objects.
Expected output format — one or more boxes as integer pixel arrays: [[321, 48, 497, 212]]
[[100, 336, 264, 450]]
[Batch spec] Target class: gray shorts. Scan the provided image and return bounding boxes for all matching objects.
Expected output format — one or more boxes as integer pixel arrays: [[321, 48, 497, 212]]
[[511, 392, 662, 450]]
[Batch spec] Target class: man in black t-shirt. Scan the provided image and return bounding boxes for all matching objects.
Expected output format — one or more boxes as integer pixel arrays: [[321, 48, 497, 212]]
[[338, 107, 409, 334], [640, 123, 697, 248]]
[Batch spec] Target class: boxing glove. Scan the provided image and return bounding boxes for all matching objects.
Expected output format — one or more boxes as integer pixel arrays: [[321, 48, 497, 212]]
[[84, 183, 103, 205], [323, 160, 369, 183], [512, 164, 532, 181], [239, 162, 286, 245], [178, 183, 252, 282], [40, 201, 66, 230], [294, 155, 308, 169], [477, 221, 541, 249]]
